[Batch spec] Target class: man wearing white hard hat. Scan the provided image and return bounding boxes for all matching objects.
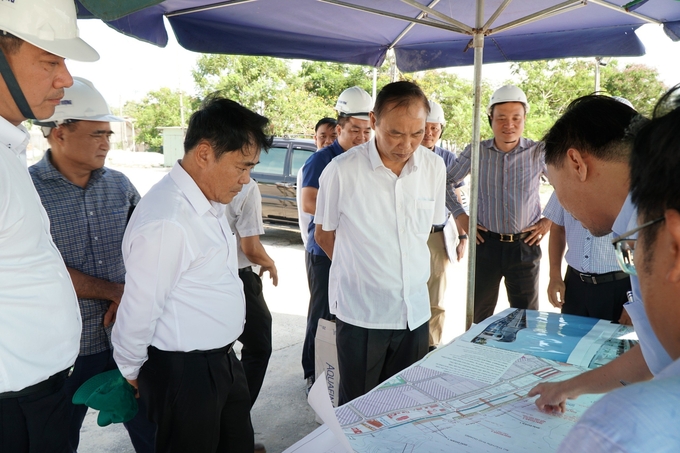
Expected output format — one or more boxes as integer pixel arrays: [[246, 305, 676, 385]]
[[421, 100, 467, 349], [446, 85, 551, 323], [299, 86, 372, 392], [0, 1, 98, 451], [31, 78, 156, 453]]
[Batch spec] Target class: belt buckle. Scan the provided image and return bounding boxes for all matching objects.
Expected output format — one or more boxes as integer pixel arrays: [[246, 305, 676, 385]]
[[580, 273, 597, 284], [499, 233, 513, 242]]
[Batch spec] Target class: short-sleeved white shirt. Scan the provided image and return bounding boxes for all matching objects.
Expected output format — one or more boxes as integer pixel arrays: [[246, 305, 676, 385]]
[[225, 178, 265, 269], [0, 117, 81, 392], [315, 139, 446, 330]]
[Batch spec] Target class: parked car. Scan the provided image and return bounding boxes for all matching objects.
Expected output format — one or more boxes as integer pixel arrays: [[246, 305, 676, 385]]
[[251, 137, 317, 227]]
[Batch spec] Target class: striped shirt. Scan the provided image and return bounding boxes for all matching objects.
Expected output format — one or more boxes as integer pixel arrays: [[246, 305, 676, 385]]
[[30, 150, 140, 356], [445, 137, 546, 234], [543, 192, 620, 274]]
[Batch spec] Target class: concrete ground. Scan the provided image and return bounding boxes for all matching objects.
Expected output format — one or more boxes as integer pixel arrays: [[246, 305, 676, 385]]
[[77, 155, 561, 453]]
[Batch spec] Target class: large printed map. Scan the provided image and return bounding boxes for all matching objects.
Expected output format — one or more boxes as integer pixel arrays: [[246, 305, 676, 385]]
[[284, 310, 633, 453]]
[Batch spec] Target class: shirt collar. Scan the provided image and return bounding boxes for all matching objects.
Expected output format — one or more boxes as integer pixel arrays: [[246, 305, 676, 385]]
[[31, 149, 107, 184], [169, 160, 224, 217], [488, 136, 531, 154], [0, 116, 30, 158], [367, 138, 420, 175], [328, 140, 344, 157]]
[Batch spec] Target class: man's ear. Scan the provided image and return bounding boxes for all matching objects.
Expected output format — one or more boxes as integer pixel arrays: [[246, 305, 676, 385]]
[[191, 140, 214, 169], [565, 148, 589, 182], [665, 209, 680, 284], [51, 126, 66, 143], [369, 112, 377, 131]]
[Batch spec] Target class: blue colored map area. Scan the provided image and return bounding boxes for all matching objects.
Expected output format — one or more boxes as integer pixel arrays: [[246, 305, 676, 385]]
[[471, 309, 600, 363]]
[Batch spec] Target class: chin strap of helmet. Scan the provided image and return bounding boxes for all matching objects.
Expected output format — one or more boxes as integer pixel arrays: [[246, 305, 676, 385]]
[[0, 47, 36, 120]]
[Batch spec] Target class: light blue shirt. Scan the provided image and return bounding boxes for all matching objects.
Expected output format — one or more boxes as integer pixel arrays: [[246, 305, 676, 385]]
[[543, 192, 620, 274], [557, 358, 680, 453], [612, 194, 671, 376]]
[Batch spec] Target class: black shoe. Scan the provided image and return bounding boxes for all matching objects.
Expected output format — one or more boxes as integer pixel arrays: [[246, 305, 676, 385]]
[[306, 376, 315, 395], [428, 345, 437, 352]]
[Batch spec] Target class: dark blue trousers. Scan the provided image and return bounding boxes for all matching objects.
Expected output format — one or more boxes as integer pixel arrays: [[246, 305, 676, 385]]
[[238, 267, 273, 406]]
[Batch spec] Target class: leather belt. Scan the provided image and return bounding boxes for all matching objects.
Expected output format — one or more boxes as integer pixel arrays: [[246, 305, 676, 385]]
[[238, 266, 253, 274], [568, 266, 630, 285], [485, 231, 531, 243], [430, 224, 445, 234], [149, 343, 234, 356]]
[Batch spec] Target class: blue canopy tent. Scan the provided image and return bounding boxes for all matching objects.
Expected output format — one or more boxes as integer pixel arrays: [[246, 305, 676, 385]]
[[77, 0, 680, 328]]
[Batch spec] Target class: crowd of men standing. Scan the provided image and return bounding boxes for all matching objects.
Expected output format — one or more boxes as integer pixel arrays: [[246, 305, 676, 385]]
[[1, 1, 679, 453]]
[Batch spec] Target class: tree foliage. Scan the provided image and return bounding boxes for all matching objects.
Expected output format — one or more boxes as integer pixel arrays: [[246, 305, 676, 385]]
[[123, 88, 199, 152], [126, 56, 667, 153], [511, 59, 666, 140], [409, 70, 493, 150]]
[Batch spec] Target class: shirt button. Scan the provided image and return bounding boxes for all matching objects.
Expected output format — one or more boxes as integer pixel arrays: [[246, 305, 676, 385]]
[[98, 260, 103, 264], [584, 255, 589, 259], [89, 211, 94, 216], [94, 237, 98, 240], [586, 237, 591, 240]]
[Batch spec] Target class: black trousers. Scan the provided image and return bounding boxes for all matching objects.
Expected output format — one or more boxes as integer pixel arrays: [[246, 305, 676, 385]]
[[336, 319, 429, 406], [0, 370, 70, 453], [138, 346, 253, 453], [474, 231, 541, 323], [302, 251, 334, 380], [562, 266, 631, 322], [63, 349, 156, 453], [238, 268, 273, 406]]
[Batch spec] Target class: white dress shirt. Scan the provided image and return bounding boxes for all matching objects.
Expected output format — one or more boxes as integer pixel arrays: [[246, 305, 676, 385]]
[[315, 139, 446, 330], [225, 178, 265, 269], [112, 162, 245, 380], [0, 117, 81, 393]]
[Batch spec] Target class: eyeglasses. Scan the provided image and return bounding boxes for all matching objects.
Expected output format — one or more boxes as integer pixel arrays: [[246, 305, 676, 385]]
[[611, 217, 665, 276]]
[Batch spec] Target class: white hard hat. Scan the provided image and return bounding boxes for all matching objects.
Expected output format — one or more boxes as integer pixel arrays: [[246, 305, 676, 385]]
[[487, 85, 529, 115], [335, 86, 373, 121], [36, 77, 123, 127], [0, 0, 99, 62], [427, 100, 446, 126]]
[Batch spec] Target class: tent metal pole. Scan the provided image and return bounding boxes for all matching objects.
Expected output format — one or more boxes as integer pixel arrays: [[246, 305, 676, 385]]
[[466, 0, 484, 331], [490, 0, 585, 34]]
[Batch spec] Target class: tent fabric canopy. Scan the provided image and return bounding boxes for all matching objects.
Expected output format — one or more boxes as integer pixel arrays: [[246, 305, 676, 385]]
[[76, 0, 680, 72]]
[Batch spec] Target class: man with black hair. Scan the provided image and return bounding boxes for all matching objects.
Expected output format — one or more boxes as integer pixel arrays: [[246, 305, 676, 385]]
[[446, 85, 551, 324], [112, 95, 273, 453], [313, 117, 338, 150], [297, 117, 339, 247], [555, 86, 680, 453], [315, 81, 445, 404], [0, 1, 98, 451], [299, 87, 372, 392], [528, 94, 672, 417]]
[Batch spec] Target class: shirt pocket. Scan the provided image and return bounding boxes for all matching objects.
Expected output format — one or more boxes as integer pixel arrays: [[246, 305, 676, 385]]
[[413, 199, 435, 235]]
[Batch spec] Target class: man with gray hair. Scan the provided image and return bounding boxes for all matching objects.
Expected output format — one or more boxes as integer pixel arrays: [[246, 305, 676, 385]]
[[315, 81, 445, 404]]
